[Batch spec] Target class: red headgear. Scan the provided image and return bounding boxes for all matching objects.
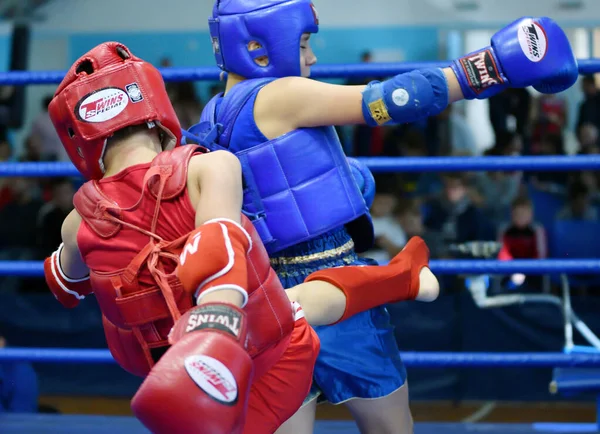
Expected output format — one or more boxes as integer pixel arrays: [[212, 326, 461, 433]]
[[49, 42, 181, 180]]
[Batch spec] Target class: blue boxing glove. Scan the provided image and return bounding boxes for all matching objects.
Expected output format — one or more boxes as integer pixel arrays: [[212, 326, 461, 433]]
[[452, 17, 577, 100], [347, 157, 376, 209]]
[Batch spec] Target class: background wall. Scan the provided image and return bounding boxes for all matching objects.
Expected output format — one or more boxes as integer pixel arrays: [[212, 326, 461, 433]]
[[3, 0, 600, 152], [0, 22, 11, 72], [32, 0, 600, 31]]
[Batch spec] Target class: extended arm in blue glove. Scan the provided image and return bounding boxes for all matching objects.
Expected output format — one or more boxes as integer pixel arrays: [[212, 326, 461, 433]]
[[360, 17, 577, 128]]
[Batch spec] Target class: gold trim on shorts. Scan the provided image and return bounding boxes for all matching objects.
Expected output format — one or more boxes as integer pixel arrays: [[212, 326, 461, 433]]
[[269, 239, 355, 266]]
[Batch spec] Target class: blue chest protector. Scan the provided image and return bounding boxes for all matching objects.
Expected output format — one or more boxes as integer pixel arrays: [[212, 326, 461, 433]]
[[193, 78, 373, 254]]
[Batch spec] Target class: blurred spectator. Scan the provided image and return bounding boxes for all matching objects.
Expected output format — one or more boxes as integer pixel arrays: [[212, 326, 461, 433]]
[[396, 198, 424, 240], [161, 57, 203, 130], [0, 177, 44, 251], [493, 130, 524, 155], [531, 133, 569, 191], [0, 335, 39, 413], [498, 196, 547, 260], [37, 178, 75, 257], [424, 173, 494, 256], [19, 136, 44, 162], [0, 86, 14, 126], [29, 95, 69, 162], [576, 75, 600, 134], [533, 93, 568, 139], [415, 149, 475, 203], [498, 195, 547, 291], [352, 123, 385, 157], [557, 180, 598, 221], [383, 127, 428, 195], [0, 177, 47, 294], [167, 81, 203, 130], [489, 88, 532, 140], [367, 191, 406, 263], [423, 104, 477, 157], [0, 132, 12, 162], [0, 134, 14, 211], [473, 135, 523, 229], [577, 123, 599, 154]]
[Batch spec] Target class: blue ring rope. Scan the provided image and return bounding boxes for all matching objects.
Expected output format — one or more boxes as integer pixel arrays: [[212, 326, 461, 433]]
[[1, 59, 599, 85], [1, 259, 598, 277], [1, 156, 600, 177], [1, 348, 599, 367]]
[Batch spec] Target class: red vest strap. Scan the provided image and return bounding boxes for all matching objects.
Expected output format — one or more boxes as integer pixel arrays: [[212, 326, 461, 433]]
[[74, 182, 122, 238], [148, 145, 207, 200], [74, 145, 207, 238]]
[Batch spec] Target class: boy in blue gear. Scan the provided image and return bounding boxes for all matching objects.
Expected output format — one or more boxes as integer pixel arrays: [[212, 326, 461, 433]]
[[196, 2, 577, 432]]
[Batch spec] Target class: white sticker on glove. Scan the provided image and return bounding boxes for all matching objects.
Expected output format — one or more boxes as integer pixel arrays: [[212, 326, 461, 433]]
[[185, 355, 238, 404], [518, 20, 547, 63], [77, 87, 129, 123], [392, 88, 410, 107]]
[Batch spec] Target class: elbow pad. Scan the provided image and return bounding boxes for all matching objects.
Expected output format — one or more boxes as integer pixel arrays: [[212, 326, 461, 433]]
[[176, 219, 251, 306], [361, 68, 449, 126]]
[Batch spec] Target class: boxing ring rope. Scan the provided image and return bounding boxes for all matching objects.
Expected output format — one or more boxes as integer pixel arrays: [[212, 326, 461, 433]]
[[1, 155, 600, 176], [2, 61, 600, 431], [0, 58, 599, 84], [1, 348, 600, 367], [0, 259, 598, 276]]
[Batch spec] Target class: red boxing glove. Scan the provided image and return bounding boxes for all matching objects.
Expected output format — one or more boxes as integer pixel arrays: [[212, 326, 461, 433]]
[[131, 303, 253, 434], [43, 244, 92, 308], [176, 218, 251, 305]]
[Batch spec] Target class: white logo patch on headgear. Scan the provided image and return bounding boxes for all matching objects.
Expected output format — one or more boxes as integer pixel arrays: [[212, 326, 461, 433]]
[[77, 87, 129, 123], [184, 355, 238, 404]]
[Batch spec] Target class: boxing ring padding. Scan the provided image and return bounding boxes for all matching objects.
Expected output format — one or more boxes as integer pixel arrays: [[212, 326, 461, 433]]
[[1, 349, 600, 432]]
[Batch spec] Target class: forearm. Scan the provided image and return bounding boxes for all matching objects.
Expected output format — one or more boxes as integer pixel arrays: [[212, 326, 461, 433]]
[[443, 67, 465, 104], [196, 288, 245, 307]]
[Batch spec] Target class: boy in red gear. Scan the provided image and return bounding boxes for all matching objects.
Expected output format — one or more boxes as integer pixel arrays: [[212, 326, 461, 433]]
[[43, 42, 438, 434]]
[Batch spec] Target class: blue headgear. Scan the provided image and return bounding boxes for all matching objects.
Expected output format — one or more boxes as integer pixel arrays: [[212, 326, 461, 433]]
[[209, 0, 320, 78]]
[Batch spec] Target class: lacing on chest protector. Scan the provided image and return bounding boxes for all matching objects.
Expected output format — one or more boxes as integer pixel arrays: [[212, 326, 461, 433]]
[[75, 146, 205, 350]]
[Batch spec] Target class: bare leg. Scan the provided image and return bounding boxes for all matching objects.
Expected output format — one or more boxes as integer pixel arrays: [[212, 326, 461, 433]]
[[344, 383, 413, 434], [274, 397, 318, 434], [286, 281, 346, 326]]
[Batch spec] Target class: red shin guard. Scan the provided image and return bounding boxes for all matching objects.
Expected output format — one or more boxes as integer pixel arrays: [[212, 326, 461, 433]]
[[305, 237, 430, 323]]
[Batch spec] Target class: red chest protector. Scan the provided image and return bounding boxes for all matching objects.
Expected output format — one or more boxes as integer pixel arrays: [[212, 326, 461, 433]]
[[74, 145, 294, 378]]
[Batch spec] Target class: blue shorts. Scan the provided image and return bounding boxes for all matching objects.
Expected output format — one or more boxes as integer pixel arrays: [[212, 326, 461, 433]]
[[270, 228, 407, 405]]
